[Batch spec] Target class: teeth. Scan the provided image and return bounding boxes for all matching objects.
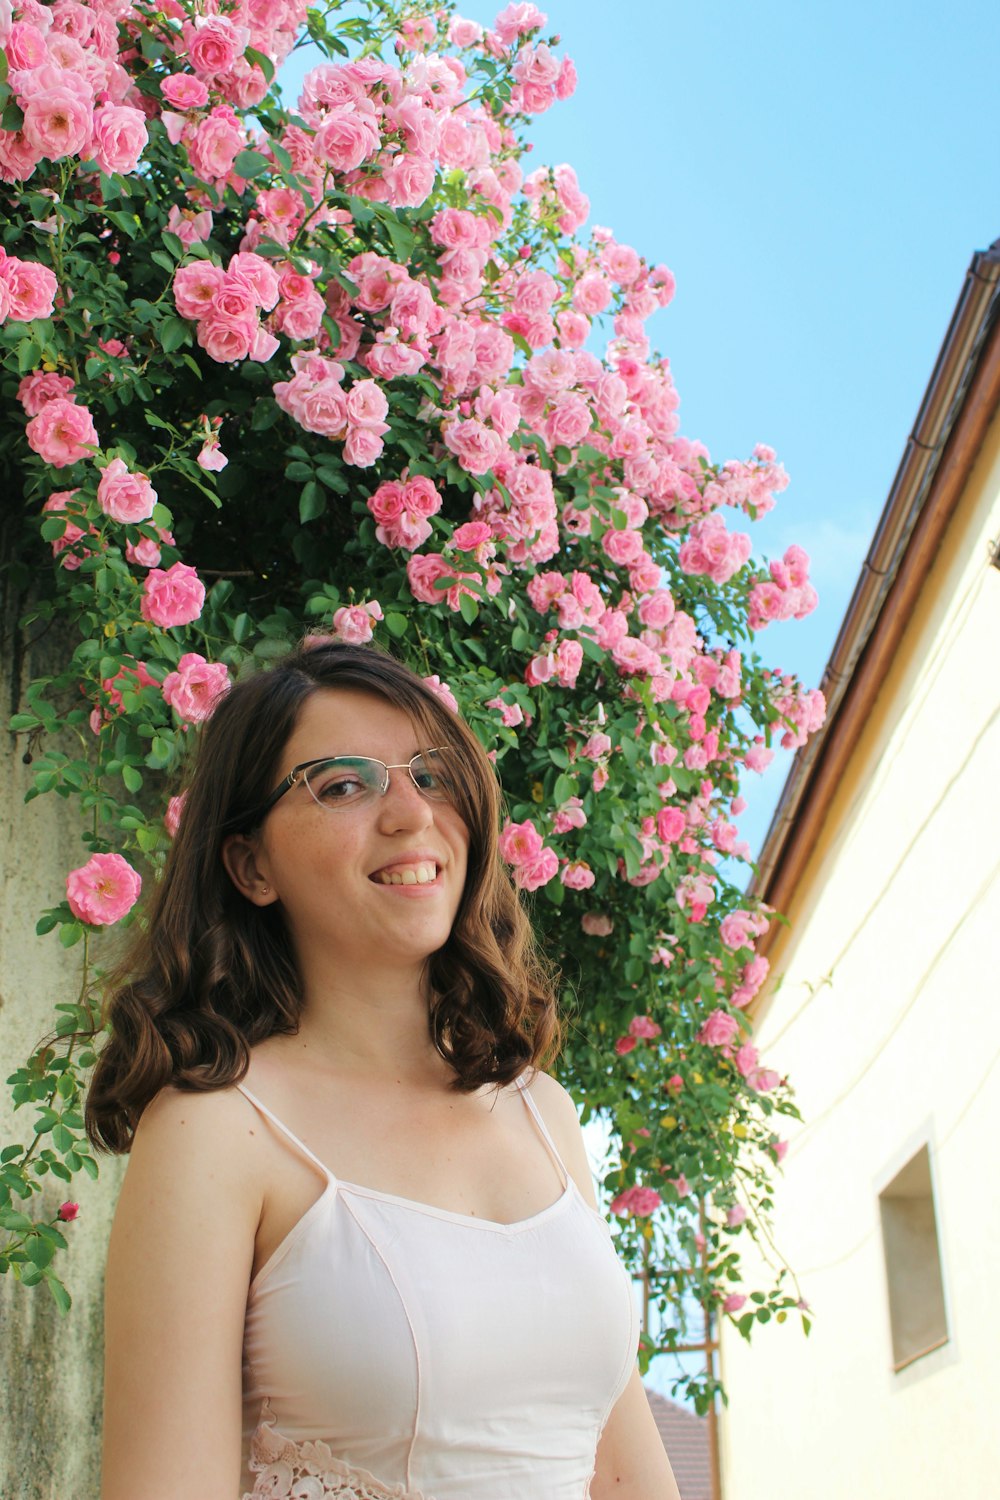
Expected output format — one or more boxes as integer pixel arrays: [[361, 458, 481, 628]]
[[376, 862, 437, 886]]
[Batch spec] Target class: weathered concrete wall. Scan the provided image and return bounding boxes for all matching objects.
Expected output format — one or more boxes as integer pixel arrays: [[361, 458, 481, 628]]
[[1, 523, 125, 1500]]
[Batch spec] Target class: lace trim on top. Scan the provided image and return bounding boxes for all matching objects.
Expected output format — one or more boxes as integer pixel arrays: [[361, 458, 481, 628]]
[[242, 1404, 433, 1500]]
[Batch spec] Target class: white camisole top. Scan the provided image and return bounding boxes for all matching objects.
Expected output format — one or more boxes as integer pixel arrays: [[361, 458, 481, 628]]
[[235, 1075, 639, 1500]]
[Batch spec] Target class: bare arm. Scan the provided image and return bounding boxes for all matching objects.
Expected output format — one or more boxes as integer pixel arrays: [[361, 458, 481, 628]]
[[101, 1086, 261, 1500], [529, 1073, 681, 1500]]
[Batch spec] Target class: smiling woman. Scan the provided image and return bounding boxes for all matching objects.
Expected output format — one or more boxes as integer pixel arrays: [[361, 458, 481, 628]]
[[85, 640, 680, 1500]]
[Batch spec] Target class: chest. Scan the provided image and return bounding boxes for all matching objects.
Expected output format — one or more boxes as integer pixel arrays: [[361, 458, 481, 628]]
[[249, 1081, 567, 1280]]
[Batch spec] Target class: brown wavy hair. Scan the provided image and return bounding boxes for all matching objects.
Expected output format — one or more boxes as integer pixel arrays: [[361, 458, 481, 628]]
[[86, 640, 560, 1153]]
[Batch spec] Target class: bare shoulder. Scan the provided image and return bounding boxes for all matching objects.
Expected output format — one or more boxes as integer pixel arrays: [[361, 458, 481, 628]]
[[116, 1082, 265, 1254], [521, 1069, 599, 1209], [131, 1081, 260, 1184]]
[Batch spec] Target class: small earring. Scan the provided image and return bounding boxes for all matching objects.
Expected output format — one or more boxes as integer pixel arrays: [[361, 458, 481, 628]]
[[261, 885, 270, 895]]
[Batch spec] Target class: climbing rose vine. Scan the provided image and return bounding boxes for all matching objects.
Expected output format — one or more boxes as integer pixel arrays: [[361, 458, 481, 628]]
[[1, 0, 819, 1401]]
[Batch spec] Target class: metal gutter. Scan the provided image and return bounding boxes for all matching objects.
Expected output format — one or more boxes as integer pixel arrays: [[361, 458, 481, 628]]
[[750, 239, 1000, 925]]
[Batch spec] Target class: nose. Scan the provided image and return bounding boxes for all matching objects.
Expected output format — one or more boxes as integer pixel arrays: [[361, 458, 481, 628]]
[[375, 765, 434, 832]]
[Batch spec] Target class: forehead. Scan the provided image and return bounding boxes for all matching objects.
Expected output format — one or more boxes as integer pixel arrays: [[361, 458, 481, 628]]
[[281, 687, 427, 768]]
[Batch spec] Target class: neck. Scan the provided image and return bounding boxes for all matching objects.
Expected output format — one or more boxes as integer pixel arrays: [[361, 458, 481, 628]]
[[286, 952, 451, 1085]]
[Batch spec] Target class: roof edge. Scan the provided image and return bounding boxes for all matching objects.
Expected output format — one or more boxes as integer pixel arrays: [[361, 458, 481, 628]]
[[750, 240, 1000, 944]]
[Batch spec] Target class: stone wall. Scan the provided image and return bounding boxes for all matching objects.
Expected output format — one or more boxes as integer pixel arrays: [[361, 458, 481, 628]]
[[1, 520, 125, 1500]]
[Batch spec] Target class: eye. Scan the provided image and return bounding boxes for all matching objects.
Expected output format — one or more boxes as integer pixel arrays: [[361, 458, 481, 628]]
[[413, 752, 456, 798], [307, 764, 372, 802]]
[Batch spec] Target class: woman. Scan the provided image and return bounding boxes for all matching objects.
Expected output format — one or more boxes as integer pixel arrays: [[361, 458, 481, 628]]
[[89, 640, 680, 1500]]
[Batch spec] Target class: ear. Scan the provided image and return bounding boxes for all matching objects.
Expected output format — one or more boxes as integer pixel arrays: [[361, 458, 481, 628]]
[[221, 834, 279, 906]]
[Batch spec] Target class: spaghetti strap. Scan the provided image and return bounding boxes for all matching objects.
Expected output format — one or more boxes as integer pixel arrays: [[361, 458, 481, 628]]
[[514, 1074, 569, 1188], [235, 1081, 336, 1184]]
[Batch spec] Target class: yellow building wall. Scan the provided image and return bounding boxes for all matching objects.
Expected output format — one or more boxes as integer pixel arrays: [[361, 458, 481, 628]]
[[718, 406, 1000, 1500]]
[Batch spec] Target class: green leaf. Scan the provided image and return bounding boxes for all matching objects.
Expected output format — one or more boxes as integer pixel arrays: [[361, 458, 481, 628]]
[[299, 481, 326, 523], [385, 613, 408, 638], [122, 764, 143, 793], [244, 45, 276, 83], [44, 1273, 72, 1315], [458, 593, 479, 625], [158, 317, 192, 354], [2, 101, 24, 132], [233, 149, 270, 180], [553, 774, 575, 805]]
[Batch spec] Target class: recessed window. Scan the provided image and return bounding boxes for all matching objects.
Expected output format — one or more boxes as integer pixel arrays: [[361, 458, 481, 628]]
[[878, 1145, 948, 1371]]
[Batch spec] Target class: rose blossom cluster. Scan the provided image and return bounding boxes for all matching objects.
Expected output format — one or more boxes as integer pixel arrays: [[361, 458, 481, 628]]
[[173, 252, 281, 365], [498, 819, 559, 892], [613, 1014, 662, 1056], [767, 673, 827, 749], [748, 544, 819, 629], [609, 1185, 662, 1218], [0, 8, 147, 184], [273, 353, 389, 466], [367, 474, 443, 550]]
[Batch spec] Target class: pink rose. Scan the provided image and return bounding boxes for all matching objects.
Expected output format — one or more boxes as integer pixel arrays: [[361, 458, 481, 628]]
[[161, 74, 210, 109], [314, 108, 380, 172], [141, 562, 206, 628], [23, 85, 92, 160], [97, 458, 157, 524], [196, 439, 228, 472], [723, 1294, 747, 1314], [423, 674, 458, 713], [345, 380, 389, 430], [164, 792, 187, 839], [698, 1009, 740, 1048], [498, 819, 544, 866], [546, 392, 592, 451], [443, 418, 503, 476], [0, 256, 57, 321], [197, 311, 256, 363], [614, 1036, 637, 1056], [515, 846, 559, 892], [58, 1201, 80, 1222], [17, 370, 74, 415], [343, 426, 385, 467], [25, 398, 98, 468], [610, 1186, 661, 1218], [66, 852, 142, 926], [161, 652, 230, 723], [173, 262, 226, 320], [184, 16, 250, 76], [332, 601, 383, 645], [656, 807, 686, 844], [727, 1205, 748, 1228], [552, 797, 586, 834], [628, 1015, 661, 1040], [189, 110, 244, 181], [297, 382, 349, 438], [89, 104, 148, 175], [407, 553, 456, 606], [573, 270, 612, 317], [561, 860, 595, 890], [581, 912, 613, 937], [385, 152, 436, 208]]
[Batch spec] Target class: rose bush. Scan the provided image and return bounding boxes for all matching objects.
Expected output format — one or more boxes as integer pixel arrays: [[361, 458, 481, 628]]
[[1, 0, 818, 1402]]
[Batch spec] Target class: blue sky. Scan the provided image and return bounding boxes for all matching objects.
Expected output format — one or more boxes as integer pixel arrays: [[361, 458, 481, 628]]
[[280, 1, 998, 857]]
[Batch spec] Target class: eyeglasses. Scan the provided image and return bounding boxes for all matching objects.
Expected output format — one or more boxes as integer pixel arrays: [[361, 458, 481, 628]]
[[252, 748, 457, 820]]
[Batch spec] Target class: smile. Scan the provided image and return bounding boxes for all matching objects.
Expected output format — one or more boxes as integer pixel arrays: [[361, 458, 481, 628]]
[[372, 861, 439, 886]]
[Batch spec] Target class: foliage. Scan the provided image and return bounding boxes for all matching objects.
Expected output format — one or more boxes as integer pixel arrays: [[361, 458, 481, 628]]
[[0, 0, 820, 1399]]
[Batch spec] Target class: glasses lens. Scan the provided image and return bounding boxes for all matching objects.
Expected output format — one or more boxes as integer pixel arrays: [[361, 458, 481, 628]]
[[304, 757, 384, 808], [410, 749, 456, 802]]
